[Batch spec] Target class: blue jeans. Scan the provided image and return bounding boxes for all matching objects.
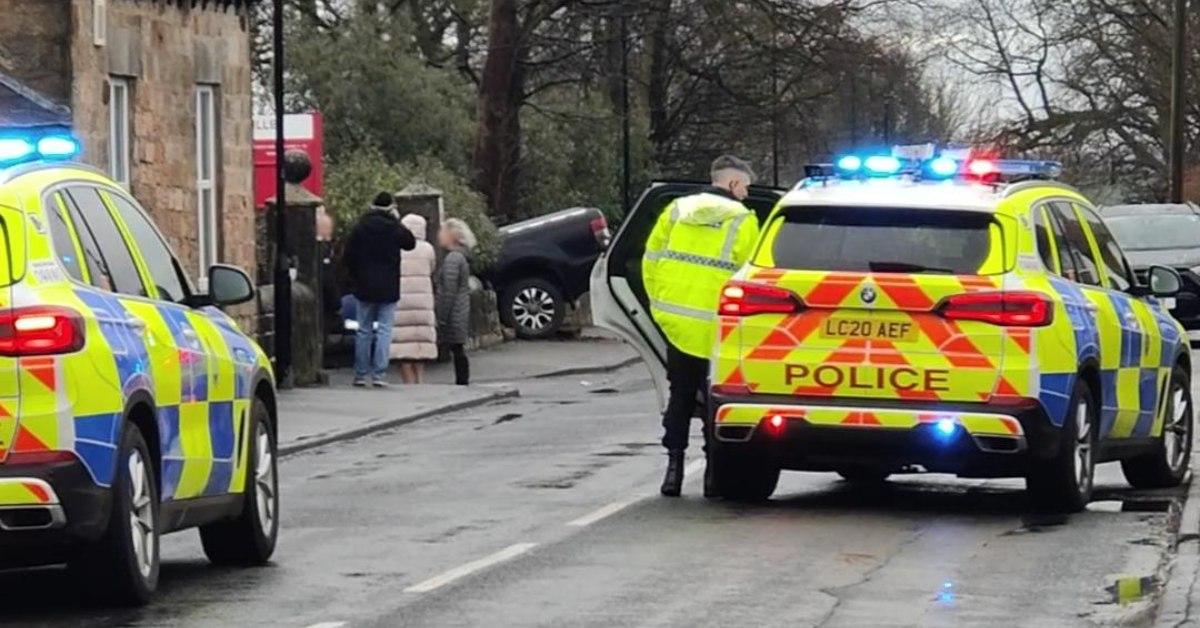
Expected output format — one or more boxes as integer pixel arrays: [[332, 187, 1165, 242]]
[[354, 300, 397, 379]]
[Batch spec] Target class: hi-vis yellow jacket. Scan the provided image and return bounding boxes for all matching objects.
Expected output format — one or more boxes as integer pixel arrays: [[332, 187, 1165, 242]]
[[643, 190, 760, 358]]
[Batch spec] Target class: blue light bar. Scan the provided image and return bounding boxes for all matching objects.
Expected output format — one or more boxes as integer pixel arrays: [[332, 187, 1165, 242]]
[[36, 135, 80, 159], [864, 155, 902, 176], [0, 138, 36, 163], [836, 155, 862, 173], [928, 157, 958, 178], [0, 129, 81, 167]]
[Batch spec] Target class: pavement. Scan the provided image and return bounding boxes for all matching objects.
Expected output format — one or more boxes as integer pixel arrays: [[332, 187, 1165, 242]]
[[2, 349, 1190, 627], [281, 328, 640, 455]]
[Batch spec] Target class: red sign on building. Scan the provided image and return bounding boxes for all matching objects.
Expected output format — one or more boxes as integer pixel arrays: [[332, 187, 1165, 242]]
[[253, 112, 324, 209]]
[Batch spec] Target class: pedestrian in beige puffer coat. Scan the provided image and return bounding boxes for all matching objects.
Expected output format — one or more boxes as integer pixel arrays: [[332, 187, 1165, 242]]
[[390, 213, 438, 383]]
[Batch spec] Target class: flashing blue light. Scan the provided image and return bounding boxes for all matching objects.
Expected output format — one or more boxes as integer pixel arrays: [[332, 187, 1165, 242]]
[[864, 155, 902, 176], [935, 418, 957, 435], [836, 155, 863, 172], [36, 135, 80, 159], [0, 138, 36, 163], [928, 157, 958, 178]]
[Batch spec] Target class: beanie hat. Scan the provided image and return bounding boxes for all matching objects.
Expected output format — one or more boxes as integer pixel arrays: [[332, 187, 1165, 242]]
[[371, 191, 395, 211]]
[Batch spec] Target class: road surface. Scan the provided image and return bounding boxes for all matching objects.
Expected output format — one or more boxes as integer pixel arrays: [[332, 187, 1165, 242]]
[[1, 361, 1182, 627]]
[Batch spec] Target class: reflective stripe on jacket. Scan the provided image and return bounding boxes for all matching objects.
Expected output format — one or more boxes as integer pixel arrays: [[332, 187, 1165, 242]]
[[642, 190, 760, 358]]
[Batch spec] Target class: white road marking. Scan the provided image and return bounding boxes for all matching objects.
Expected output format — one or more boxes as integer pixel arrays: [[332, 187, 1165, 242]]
[[568, 499, 635, 527], [404, 543, 538, 594], [304, 623, 347, 628], [566, 457, 709, 527]]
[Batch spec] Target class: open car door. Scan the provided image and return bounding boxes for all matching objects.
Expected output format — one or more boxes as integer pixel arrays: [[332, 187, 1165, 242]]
[[590, 181, 785, 408]]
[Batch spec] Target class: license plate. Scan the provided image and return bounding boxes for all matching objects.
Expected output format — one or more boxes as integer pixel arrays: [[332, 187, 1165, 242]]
[[819, 317, 919, 342]]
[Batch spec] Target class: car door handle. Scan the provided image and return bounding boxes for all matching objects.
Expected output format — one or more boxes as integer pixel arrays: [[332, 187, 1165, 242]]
[[125, 318, 147, 333], [1083, 303, 1099, 313]]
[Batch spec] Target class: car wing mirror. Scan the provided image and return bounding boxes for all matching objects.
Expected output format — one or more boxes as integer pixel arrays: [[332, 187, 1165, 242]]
[[196, 264, 255, 308], [1146, 265, 1182, 298]]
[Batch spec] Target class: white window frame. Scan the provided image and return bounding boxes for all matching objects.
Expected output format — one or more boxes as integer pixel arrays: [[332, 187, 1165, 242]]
[[108, 77, 131, 188], [195, 85, 219, 279]]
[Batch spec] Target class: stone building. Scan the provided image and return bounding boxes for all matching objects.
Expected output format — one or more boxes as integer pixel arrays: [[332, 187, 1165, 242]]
[[0, 0, 256, 311]]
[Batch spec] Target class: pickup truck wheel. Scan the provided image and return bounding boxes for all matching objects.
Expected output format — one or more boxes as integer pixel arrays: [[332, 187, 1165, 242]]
[[501, 278, 566, 339]]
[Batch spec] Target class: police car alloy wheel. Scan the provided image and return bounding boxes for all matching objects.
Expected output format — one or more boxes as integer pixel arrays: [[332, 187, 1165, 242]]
[[199, 400, 279, 566], [1122, 365, 1193, 488], [1027, 379, 1096, 513], [69, 422, 160, 605]]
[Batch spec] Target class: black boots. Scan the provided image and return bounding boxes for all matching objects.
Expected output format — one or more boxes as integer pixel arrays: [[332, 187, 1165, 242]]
[[661, 450, 684, 496]]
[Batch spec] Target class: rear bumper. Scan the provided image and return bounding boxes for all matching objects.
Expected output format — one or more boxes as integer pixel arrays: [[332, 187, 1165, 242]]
[[0, 458, 111, 567], [708, 393, 1063, 478]]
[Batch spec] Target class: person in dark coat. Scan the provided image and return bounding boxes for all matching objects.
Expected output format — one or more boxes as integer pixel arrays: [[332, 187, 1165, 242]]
[[343, 192, 416, 386], [436, 218, 476, 385]]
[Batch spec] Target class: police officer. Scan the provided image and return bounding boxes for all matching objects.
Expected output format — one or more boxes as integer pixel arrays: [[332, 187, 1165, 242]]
[[643, 155, 761, 497]]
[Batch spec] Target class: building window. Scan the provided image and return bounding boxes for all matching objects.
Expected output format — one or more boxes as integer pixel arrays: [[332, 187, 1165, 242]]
[[195, 85, 219, 277], [108, 77, 131, 188]]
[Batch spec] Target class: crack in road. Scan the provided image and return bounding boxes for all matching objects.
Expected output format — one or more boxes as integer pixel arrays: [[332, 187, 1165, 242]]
[[814, 525, 930, 628]]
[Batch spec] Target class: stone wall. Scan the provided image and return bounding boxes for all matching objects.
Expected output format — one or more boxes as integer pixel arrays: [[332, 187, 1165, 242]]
[[67, 0, 256, 326], [0, 0, 72, 106]]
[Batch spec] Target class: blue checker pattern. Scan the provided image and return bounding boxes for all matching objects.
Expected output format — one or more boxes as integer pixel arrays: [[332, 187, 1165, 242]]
[[73, 412, 121, 486], [73, 289, 150, 396]]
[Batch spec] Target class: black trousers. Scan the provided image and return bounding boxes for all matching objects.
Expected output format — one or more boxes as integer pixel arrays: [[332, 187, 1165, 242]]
[[661, 344, 709, 452], [447, 343, 470, 385]]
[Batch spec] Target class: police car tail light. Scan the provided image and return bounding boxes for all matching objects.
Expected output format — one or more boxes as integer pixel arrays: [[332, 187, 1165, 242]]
[[719, 281, 801, 317], [0, 306, 85, 356], [938, 291, 1052, 327]]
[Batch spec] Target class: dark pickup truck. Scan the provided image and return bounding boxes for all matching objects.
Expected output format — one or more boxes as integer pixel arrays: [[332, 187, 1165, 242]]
[[482, 207, 610, 339]]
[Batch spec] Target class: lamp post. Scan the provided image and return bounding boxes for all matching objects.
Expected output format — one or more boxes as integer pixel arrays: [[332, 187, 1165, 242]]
[[619, 9, 631, 212], [1168, 0, 1188, 203], [272, 0, 292, 382]]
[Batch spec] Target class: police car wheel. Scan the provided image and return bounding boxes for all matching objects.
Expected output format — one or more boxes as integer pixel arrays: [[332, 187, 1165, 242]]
[[501, 278, 565, 340], [1121, 365, 1193, 489], [69, 422, 160, 606], [1026, 378, 1096, 513], [199, 400, 279, 566], [709, 449, 779, 502]]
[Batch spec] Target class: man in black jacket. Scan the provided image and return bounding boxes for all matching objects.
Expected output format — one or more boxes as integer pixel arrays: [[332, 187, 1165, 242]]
[[344, 192, 417, 386]]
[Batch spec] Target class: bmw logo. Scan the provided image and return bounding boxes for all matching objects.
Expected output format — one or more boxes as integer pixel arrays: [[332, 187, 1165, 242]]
[[860, 286, 877, 304]]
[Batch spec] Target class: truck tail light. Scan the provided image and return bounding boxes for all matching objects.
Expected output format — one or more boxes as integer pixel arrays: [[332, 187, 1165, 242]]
[[718, 281, 802, 317], [938, 291, 1052, 327], [590, 214, 610, 248], [0, 306, 86, 355]]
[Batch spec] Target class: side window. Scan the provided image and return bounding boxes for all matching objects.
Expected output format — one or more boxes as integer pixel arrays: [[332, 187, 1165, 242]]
[[106, 192, 188, 303], [59, 193, 113, 290], [65, 187, 147, 297], [1049, 202, 1102, 287], [1034, 207, 1059, 273], [1078, 205, 1132, 291], [46, 194, 87, 283]]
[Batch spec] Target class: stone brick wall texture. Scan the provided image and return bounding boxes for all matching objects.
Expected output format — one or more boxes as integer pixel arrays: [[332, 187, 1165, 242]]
[[69, 0, 256, 308]]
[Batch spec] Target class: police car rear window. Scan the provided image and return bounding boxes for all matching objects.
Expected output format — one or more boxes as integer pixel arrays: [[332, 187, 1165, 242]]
[[762, 207, 1001, 275]]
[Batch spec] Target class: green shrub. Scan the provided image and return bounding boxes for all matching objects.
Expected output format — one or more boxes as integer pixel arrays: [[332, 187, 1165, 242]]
[[323, 148, 500, 269]]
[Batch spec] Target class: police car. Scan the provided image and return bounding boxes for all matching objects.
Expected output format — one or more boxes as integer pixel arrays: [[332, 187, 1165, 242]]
[[0, 128, 278, 603], [593, 148, 1192, 511]]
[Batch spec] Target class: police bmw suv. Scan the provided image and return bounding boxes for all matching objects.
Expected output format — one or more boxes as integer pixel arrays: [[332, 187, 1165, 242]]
[[0, 129, 278, 604], [593, 150, 1192, 512]]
